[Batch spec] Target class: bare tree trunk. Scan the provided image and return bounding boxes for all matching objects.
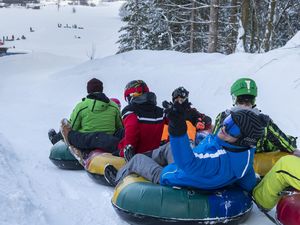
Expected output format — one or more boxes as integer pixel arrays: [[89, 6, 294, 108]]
[[189, 1, 196, 53], [241, 0, 250, 52], [264, 0, 276, 52], [227, 0, 238, 54], [208, 0, 219, 53]]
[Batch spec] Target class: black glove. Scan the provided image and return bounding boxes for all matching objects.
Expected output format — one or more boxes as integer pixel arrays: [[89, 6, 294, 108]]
[[163, 100, 188, 136]]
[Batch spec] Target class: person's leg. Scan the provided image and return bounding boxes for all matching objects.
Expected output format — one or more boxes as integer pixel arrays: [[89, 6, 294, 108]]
[[115, 154, 163, 184], [48, 129, 63, 145], [253, 155, 300, 210], [114, 128, 125, 139], [68, 130, 120, 153], [151, 143, 174, 166]]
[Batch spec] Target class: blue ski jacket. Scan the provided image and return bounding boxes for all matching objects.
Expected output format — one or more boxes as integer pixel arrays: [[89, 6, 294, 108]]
[[160, 134, 256, 191]]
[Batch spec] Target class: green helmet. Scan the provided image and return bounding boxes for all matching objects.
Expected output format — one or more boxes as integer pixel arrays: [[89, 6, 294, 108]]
[[230, 78, 257, 98]]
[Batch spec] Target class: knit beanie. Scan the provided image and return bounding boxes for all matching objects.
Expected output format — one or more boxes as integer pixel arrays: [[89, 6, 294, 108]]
[[231, 109, 269, 147], [87, 78, 103, 94]]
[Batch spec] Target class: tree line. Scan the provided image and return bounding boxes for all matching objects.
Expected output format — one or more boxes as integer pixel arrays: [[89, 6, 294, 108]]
[[117, 0, 300, 54]]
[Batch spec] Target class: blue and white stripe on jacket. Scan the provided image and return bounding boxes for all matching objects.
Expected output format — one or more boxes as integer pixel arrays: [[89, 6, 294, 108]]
[[160, 134, 256, 191]]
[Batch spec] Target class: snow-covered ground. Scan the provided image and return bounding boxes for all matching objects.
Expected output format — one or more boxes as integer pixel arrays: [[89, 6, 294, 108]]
[[1, 2, 300, 225]]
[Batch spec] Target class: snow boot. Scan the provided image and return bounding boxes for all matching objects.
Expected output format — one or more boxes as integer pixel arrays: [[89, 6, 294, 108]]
[[124, 144, 135, 163], [48, 129, 63, 145], [104, 164, 118, 187]]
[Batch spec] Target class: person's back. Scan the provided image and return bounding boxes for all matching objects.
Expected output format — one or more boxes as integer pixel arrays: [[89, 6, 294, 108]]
[[212, 78, 297, 153], [70, 92, 122, 134], [48, 78, 122, 145], [118, 80, 165, 157]]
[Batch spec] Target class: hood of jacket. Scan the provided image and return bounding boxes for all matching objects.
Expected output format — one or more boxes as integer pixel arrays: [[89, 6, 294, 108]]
[[130, 92, 157, 105], [85, 92, 110, 113]]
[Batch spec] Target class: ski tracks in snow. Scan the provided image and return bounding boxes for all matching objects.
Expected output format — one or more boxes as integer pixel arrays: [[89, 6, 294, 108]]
[[0, 133, 48, 225]]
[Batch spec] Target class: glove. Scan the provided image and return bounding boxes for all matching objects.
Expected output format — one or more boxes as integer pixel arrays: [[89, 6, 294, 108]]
[[163, 100, 188, 136]]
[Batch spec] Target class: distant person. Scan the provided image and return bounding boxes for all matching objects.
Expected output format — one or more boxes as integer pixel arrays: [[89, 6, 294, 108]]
[[161, 86, 212, 144], [212, 78, 297, 153], [30, 27, 34, 32], [48, 78, 123, 146], [110, 98, 121, 110]]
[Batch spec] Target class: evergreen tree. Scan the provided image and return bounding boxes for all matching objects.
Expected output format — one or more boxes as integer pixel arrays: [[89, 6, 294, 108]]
[[117, 0, 151, 53], [117, 0, 300, 54]]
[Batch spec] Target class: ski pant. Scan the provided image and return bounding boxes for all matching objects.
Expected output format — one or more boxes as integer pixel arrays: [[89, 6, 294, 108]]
[[253, 155, 300, 210], [116, 142, 173, 184], [68, 128, 124, 153]]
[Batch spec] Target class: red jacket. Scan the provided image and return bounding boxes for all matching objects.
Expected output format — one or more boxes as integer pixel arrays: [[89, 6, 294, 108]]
[[118, 93, 165, 156]]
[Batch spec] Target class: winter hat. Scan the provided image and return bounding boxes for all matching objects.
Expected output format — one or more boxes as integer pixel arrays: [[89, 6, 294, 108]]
[[231, 109, 269, 147], [87, 78, 103, 94], [110, 98, 121, 109]]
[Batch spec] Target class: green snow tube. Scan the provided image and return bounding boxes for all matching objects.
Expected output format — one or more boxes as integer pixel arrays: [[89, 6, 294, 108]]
[[49, 141, 84, 170], [112, 175, 252, 225]]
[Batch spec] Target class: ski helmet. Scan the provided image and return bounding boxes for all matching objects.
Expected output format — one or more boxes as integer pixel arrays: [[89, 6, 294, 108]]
[[230, 78, 257, 104], [124, 80, 149, 102], [172, 87, 189, 102]]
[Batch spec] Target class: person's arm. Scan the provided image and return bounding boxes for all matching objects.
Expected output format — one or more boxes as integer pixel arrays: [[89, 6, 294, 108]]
[[261, 120, 297, 153], [115, 110, 123, 130], [235, 167, 256, 192], [69, 102, 84, 131], [186, 107, 212, 131], [170, 134, 223, 176], [212, 112, 224, 134], [118, 113, 139, 157]]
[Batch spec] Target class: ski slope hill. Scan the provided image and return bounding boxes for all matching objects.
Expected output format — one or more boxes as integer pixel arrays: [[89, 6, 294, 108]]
[[1, 2, 300, 225]]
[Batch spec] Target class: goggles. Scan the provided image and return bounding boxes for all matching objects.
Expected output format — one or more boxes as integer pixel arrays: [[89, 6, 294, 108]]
[[172, 88, 189, 100], [222, 115, 241, 138]]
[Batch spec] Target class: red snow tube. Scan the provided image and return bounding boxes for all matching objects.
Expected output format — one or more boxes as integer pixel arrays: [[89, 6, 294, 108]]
[[276, 193, 300, 225]]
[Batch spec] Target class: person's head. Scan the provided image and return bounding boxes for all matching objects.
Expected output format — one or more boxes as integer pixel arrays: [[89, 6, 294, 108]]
[[110, 98, 121, 109], [218, 109, 267, 148], [230, 78, 257, 108], [124, 80, 149, 102], [172, 87, 189, 104], [87, 78, 103, 94]]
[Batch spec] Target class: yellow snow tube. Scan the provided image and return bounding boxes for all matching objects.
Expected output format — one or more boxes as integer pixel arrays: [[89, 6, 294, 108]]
[[85, 150, 125, 185], [254, 151, 290, 176]]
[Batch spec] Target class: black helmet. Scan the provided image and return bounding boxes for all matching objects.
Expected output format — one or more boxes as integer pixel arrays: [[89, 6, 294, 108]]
[[172, 87, 189, 102]]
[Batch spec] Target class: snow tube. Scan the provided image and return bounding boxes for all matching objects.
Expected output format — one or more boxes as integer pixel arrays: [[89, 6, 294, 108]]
[[49, 141, 84, 170], [253, 151, 290, 176], [276, 192, 300, 225], [112, 175, 252, 225], [85, 150, 125, 185]]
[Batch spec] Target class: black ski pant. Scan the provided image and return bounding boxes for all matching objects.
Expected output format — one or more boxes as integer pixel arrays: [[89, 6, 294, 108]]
[[68, 128, 124, 153]]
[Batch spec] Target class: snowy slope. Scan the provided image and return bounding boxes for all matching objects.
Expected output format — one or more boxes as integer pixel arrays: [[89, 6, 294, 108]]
[[1, 2, 300, 225]]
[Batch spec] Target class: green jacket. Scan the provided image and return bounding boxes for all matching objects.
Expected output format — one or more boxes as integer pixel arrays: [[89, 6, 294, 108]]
[[253, 155, 300, 209], [212, 107, 297, 153], [69, 93, 123, 134]]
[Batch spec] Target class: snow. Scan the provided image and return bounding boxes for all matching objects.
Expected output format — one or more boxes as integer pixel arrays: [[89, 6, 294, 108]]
[[0, 2, 299, 225]]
